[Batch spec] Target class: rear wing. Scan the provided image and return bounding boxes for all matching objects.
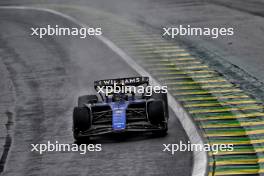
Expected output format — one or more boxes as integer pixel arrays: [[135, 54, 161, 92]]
[[94, 77, 149, 88]]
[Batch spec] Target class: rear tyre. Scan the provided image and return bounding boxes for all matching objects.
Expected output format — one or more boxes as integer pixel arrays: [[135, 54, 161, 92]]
[[73, 107, 91, 141], [78, 95, 98, 107]]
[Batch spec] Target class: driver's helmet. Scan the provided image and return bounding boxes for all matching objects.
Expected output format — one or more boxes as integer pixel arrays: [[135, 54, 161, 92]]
[[112, 93, 128, 102]]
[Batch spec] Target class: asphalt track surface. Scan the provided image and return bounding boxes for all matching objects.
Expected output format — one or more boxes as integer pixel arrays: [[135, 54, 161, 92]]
[[2, 0, 264, 84], [0, 9, 192, 176], [2, 0, 264, 103], [1, 1, 264, 176]]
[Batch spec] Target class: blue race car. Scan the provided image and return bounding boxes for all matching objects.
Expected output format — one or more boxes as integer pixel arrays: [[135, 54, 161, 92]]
[[73, 77, 168, 141]]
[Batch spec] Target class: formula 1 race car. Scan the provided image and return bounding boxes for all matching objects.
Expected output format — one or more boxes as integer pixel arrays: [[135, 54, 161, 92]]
[[73, 77, 168, 141]]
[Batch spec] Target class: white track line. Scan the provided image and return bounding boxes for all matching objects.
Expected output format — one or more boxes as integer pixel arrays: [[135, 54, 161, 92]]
[[0, 6, 208, 176]]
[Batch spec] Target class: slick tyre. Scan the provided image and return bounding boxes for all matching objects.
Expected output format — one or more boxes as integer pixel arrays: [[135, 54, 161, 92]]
[[73, 107, 91, 141], [78, 95, 98, 107]]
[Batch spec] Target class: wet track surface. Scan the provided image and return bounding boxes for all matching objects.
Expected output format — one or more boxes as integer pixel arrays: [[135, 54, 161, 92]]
[[1, 0, 264, 176], [0, 10, 192, 176], [2, 0, 264, 100]]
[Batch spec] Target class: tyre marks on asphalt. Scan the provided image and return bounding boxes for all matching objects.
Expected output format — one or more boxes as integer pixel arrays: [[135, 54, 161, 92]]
[[0, 31, 46, 175], [0, 16, 75, 175], [0, 111, 14, 173], [0, 41, 16, 174]]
